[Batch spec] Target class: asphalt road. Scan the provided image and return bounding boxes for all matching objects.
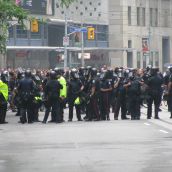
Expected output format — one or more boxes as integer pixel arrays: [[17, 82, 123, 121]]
[[0, 106, 172, 172]]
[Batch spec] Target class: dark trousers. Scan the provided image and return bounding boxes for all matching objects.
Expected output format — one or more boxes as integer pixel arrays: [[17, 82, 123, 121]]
[[128, 96, 140, 119], [0, 103, 7, 123], [89, 96, 100, 120], [147, 94, 161, 118], [114, 96, 127, 119], [20, 105, 33, 123], [100, 93, 110, 120], [68, 97, 81, 120], [43, 101, 60, 123]]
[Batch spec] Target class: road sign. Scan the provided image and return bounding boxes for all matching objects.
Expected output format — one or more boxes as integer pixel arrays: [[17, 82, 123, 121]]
[[63, 36, 69, 46], [69, 27, 88, 33], [80, 27, 87, 32]]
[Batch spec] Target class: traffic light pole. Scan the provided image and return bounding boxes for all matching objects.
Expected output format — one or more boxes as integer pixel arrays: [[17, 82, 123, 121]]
[[81, 30, 85, 67], [81, 22, 85, 67], [64, 11, 68, 69]]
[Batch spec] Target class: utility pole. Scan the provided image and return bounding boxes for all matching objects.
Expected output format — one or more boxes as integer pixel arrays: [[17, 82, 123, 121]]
[[64, 10, 68, 68], [81, 24, 85, 67]]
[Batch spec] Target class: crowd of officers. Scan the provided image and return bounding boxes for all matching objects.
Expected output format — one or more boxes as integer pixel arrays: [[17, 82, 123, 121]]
[[1, 65, 172, 124]]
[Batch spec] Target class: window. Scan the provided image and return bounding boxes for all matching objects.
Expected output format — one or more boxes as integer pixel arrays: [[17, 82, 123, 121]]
[[128, 40, 132, 48], [150, 52, 154, 66], [16, 26, 27, 38], [137, 7, 140, 26], [155, 8, 158, 26], [90, 13, 92, 16], [142, 8, 145, 26], [97, 25, 108, 41], [128, 6, 131, 25], [137, 52, 141, 68], [8, 26, 13, 38], [150, 8, 153, 26], [155, 52, 159, 67]]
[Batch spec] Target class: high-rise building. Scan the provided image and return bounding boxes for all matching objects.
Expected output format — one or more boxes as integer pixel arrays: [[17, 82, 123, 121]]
[[108, 0, 172, 71]]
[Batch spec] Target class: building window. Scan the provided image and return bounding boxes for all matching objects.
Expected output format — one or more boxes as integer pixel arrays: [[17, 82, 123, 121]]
[[128, 40, 132, 48], [8, 26, 14, 38], [137, 7, 140, 26], [150, 52, 154, 66], [150, 8, 153, 26], [155, 8, 158, 26], [142, 8, 145, 26], [155, 52, 159, 67], [137, 52, 141, 68], [128, 6, 131, 26], [16, 26, 27, 38]]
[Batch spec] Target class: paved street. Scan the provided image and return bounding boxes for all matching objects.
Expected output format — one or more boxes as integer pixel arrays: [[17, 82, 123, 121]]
[[0, 106, 172, 172]]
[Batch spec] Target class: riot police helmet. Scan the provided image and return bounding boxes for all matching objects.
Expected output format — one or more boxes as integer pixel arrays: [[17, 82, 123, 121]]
[[70, 68, 79, 79], [0, 71, 8, 83], [50, 70, 57, 80], [25, 69, 32, 78], [168, 66, 172, 73], [91, 68, 97, 78], [150, 67, 159, 76]]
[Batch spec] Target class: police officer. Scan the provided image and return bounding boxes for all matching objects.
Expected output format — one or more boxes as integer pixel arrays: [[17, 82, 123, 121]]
[[85, 68, 100, 121], [55, 68, 67, 122], [68, 68, 83, 122], [147, 67, 163, 119], [126, 70, 142, 120], [166, 66, 172, 118], [99, 70, 112, 120], [17, 69, 34, 124], [42, 71, 62, 123], [114, 69, 129, 120], [0, 72, 9, 124]]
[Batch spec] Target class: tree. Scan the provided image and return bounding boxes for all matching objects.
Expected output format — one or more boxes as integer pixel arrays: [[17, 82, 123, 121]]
[[60, 0, 76, 8], [0, 0, 27, 54]]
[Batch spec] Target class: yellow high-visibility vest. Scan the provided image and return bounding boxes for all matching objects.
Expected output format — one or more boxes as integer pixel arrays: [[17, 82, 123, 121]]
[[58, 76, 67, 98], [0, 80, 8, 101], [74, 97, 80, 105]]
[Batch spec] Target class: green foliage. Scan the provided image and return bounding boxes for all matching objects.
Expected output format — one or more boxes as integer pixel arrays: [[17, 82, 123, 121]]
[[60, 0, 77, 8], [0, 0, 27, 54]]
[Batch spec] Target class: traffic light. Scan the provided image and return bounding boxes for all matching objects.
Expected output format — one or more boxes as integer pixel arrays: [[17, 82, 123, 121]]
[[87, 27, 95, 40], [31, 19, 39, 32]]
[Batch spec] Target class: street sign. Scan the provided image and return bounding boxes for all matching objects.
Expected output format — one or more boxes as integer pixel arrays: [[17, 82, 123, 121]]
[[80, 27, 87, 33], [63, 36, 69, 46], [69, 27, 88, 33]]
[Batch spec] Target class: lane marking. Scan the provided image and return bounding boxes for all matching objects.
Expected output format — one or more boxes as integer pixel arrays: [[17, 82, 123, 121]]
[[159, 130, 169, 134], [144, 123, 151, 126]]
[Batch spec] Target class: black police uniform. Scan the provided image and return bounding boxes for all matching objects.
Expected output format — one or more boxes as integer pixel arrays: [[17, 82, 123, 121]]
[[18, 74, 34, 123], [114, 77, 128, 120], [127, 78, 141, 120], [42, 76, 62, 123], [100, 78, 112, 120], [147, 72, 163, 119]]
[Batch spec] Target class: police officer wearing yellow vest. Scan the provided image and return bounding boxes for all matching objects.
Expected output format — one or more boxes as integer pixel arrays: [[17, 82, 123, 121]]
[[55, 68, 67, 122], [0, 72, 9, 124]]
